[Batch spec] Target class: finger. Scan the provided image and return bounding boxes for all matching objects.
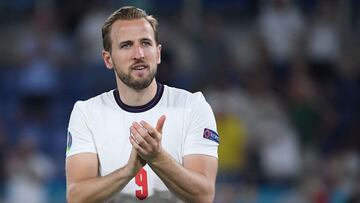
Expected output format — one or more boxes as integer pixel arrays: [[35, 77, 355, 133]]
[[133, 122, 149, 136], [132, 122, 155, 145], [156, 115, 166, 134], [131, 125, 155, 153], [139, 120, 157, 138], [129, 136, 147, 155], [130, 125, 148, 147], [129, 135, 140, 150], [130, 130, 139, 144]]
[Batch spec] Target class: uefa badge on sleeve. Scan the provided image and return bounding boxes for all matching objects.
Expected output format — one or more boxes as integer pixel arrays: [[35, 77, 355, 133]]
[[203, 128, 219, 143], [66, 131, 73, 153]]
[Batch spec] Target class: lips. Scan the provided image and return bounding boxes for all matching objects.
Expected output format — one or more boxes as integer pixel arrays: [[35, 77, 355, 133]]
[[131, 63, 149, 70], [130, 63, 149, 77], [132, 66, 146, 70]]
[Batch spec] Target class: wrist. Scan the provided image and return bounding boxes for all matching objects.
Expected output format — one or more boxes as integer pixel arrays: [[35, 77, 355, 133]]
[[122, 164, 139, 178], [147, 147, 167, 166]]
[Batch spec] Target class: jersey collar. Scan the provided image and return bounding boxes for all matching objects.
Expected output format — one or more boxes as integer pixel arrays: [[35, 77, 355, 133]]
[[113, 82, 164, 113]]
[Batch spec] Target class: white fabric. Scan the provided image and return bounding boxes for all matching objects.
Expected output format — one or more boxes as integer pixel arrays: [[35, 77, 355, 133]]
[[258, 5, 305, 61], [66, 85, 218, 203], [307, 23, 339, 62]]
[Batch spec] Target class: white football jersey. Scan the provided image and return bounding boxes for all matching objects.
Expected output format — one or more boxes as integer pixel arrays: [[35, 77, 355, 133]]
[[66, 83, 219, 203]]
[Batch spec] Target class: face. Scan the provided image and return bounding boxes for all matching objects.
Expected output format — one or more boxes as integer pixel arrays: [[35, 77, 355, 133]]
[[102, 18, 161, 90]]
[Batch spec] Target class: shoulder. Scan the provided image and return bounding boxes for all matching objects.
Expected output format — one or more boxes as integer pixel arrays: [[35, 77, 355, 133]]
[[72, 90, 115, 114], [164, 85, 208, 107]]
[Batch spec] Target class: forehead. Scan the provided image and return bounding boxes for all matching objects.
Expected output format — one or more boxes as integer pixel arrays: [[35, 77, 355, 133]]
[[110, 18, 155, 43]]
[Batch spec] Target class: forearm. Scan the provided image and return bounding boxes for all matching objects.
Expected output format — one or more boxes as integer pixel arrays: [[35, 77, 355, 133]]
[[149, 151, 215, 203], [67, 166, 134, 203]]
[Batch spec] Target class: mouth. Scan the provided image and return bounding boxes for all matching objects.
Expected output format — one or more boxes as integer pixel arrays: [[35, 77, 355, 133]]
[[130, 64, 150, 77], [131, 63, 149, 70]]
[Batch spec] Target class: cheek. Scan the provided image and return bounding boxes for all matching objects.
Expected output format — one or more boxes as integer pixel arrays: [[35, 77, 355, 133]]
[[112, 52, 131, 65], [145, 49, 159, 61]]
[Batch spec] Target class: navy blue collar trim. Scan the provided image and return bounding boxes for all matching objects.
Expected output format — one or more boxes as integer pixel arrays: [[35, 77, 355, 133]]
[[113, 83, 164, 113]]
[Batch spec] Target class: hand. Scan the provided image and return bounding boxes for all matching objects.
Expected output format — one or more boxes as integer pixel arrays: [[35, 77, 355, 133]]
[[129, 115, 166, 163], [125, 148, 146, 177]]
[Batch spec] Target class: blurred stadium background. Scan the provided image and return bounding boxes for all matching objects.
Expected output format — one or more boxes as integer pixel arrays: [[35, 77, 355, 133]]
[[0, 0, 359, 202]]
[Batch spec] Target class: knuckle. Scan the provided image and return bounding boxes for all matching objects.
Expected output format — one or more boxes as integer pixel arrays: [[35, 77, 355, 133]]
[[133, 144, 140, 150], [142, 133, 150, 139], [137, 139, 145, 145], [146, 128, 154, 134]]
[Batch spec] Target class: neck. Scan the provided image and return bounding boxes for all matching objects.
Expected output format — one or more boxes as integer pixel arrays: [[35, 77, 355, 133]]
[[116, 79, 158, 107]]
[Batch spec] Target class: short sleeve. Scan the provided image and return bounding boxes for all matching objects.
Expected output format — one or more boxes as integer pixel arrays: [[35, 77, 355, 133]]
[[183, 93, 219, 158], [66, 101, 97, 158]]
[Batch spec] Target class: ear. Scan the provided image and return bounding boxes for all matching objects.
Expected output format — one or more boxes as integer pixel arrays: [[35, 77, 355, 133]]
[[156, 44, 162, 64], [102, 50, 113, 70]]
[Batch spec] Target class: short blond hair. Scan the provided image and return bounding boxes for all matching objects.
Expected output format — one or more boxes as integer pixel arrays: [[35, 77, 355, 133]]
[[101, 6, 159, 52]]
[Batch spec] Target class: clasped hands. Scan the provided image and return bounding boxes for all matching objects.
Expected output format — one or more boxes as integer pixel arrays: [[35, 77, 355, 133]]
[[129, 115, 166, 165]]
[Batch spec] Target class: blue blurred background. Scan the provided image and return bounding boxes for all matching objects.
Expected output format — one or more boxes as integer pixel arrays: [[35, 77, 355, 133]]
[[0, 0, 359, 202]]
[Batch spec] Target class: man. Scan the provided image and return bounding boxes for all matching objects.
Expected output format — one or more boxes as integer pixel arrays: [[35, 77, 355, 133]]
[[65, 6, 219, 203]]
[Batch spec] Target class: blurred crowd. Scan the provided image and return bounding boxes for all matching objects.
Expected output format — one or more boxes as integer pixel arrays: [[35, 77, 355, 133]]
[[0, 0, 359, 202]]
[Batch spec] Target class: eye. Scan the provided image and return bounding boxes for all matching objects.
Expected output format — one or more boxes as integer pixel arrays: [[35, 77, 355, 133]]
[[120, 44, 131, 49], [142, 41, 152, 47]]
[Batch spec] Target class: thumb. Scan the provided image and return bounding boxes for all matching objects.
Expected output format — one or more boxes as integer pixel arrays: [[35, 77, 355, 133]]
[[156, 115, 166, 134]]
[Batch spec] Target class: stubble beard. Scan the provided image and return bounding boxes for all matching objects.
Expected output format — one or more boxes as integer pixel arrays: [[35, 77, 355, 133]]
[[115, 65, 157, 90]]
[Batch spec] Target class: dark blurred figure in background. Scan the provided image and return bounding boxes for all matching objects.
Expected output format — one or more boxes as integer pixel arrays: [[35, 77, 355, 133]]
[[0, 120, 9, 202], [5, 136, 55, 203], [306, 1, 340, 88], [258, 0, 305, 90]]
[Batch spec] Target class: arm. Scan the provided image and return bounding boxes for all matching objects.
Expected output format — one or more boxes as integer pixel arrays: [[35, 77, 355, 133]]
[[66, 149, 145, 203], [130, 116, 218, 203], [150, 152, 217, 203]]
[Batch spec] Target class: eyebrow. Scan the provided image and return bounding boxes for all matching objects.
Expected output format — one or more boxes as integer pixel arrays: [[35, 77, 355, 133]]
[[118, 38, 154, 47], [140, 37, 152, 42]]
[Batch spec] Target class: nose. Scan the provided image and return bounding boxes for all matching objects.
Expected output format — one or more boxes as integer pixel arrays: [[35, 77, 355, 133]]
[[133, 45, 145, 60]]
